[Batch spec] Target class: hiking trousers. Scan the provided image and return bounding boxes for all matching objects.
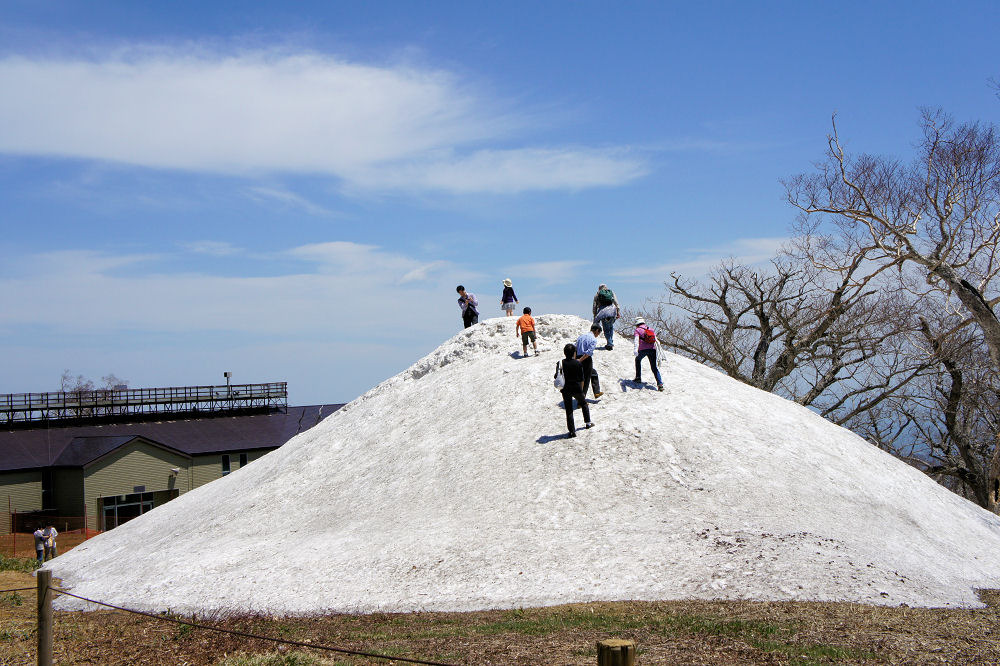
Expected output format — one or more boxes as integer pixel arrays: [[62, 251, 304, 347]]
[[581, 356, 601, 397], [561, 386, 591, 434], [636, 348, 663, 385]]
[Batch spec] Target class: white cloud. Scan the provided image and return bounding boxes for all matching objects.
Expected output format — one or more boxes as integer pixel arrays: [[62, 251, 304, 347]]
[[0, 49, 647, 193], [611, 237, 789, 282], [182, 240, 243, 256], [0, 242, 464, 336], [348, 147, 647, 194], [246, 186, 338, 218]]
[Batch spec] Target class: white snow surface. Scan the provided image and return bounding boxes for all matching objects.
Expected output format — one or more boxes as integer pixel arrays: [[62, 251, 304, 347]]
[[50, 315, 1000, 614]]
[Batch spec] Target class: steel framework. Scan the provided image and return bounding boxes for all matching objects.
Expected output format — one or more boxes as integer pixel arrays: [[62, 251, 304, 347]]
[[1, 382, 287, 425]]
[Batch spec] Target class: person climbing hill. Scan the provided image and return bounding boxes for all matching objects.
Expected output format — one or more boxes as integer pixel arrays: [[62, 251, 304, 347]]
[[633, 316, 664, 391], [575, 323, 604, 399], [516, 307, 538, 357], [592, 283, 620, 349], [558, 343, 593, 438]]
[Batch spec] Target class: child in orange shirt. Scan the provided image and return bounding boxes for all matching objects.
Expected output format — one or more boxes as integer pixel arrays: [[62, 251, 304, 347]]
[[516, 307, 539, 358]]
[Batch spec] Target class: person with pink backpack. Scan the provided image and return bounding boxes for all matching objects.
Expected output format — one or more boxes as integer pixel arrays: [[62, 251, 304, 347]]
[[633, 317, 663, 391]]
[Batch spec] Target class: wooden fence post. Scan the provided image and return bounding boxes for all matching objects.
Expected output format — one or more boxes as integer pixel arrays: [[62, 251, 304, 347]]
[[597, 638, 635, 666], [36, 569, 53, 666]]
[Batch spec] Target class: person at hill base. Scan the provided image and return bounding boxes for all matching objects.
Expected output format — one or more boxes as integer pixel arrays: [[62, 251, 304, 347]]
[[42, 524, 58, 560], [456, 285, 479, 328], [500, 278, 518, 316], [33, 525, 45, 566], [592, 283, 620, 349], [633, 317, 664, 391], [558, 343, 593, 438], [516, 307, 539, 357], [575, 323, 604, 399]]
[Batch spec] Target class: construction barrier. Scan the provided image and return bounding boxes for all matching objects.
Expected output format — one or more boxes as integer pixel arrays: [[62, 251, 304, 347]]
[[2, 513, 97, 558]]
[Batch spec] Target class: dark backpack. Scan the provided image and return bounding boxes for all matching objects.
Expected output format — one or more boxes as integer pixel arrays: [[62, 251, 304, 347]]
[[597, 288, 614, 307], [639, 325, 656, 344]]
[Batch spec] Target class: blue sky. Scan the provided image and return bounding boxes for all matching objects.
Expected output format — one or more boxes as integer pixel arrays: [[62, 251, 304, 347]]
[[1, 1, 998, 404]]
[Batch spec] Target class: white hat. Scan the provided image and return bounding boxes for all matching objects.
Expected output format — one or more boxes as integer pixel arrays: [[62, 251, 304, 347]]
[[503, 278, 512, 287], [634, 317, 645, 325]]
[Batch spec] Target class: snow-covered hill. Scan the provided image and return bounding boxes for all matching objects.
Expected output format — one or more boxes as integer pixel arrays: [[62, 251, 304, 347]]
[[49, 314, 1000, 613]]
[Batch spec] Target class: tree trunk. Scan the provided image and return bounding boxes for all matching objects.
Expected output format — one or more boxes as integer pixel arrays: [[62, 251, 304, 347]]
[[988, 432, 1000, 515]]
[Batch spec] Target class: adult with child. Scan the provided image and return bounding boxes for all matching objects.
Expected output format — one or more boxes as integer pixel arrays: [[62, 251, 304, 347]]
[[456, 285, 479, 328], [592, 283, 620, 350], [574, 323, 604, 399], [557, 343, 593, 438], [515, 307, 539, 357], [633, 317, 664, 391], [42, 524, 58, 560], [500, 279, 518, 316]]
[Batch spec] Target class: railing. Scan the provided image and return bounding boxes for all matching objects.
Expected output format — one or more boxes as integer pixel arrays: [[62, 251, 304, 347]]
[[1, 382, 287, 424]]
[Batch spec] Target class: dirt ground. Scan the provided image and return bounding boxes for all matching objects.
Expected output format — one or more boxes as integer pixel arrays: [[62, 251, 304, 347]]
[[2, 569, 999, 665]]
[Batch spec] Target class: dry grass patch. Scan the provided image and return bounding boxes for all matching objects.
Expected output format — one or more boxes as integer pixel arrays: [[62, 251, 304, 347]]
[[1, 570, 998, 665]]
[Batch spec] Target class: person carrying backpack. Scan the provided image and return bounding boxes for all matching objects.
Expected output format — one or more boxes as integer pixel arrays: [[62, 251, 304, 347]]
[[633, 317, 663, 391], [592, 283, 620, 349]]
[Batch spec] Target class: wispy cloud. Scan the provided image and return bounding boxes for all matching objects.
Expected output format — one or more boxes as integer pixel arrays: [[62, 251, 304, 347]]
[[182, 240, 243, 256], [348, 147, 647, 194], [245, 186, 338, 217], [0, 241, 464, 335], [611, 237, 789, 282], [0, 48, 648, 193]]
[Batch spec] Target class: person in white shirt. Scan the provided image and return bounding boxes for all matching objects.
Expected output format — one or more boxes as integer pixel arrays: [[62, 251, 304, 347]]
[[42, 524, 58, 560]]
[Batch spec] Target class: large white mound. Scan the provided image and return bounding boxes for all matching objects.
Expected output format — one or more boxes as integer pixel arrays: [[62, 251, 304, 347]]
[[50, 315, 1000, 614]]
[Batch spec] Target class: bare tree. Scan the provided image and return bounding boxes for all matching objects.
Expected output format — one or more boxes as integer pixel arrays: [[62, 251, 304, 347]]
[[855, 311, 998, 507], [632, 250, 930, 426], [785, 109, 1000, 512], [60, 370, 95, 392]]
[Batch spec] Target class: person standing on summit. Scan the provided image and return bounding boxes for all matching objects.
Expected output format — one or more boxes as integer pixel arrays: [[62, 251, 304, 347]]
[[500, 278, 518, 316], [592, 284, 620, 349], [456, 285, 479, 328]]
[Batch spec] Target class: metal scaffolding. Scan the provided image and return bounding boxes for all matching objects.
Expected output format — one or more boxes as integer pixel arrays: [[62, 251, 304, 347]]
[[1, 382, 288, 425]]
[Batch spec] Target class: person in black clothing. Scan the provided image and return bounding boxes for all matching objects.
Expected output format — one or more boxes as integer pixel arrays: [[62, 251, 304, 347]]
[[456, 285, 479, 328], [559, 343, 593, 438]]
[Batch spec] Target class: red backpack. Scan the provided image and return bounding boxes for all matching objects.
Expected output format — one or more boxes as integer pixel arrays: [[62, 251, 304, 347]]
[[639, 325, 656, 344]]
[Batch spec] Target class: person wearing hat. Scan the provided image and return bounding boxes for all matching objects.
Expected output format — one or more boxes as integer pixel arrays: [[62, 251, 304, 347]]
[[592, 283, 620, 349], [633, 317, 664, 391], [500, 278, 518, 316]]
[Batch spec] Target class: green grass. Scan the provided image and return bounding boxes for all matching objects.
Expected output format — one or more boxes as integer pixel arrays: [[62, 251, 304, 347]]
[[0, 555, 39, 573], [0, 592, 24, 606]]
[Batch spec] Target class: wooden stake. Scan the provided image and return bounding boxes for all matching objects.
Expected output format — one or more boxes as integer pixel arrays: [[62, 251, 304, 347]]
[[36, 569, 53, 666], [597, 638, 635, 666]]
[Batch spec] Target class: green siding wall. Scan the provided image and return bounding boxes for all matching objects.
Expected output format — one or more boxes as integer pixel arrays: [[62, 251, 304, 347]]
[[0, 470, 43, 534], [84, 441, 191, 531], [191, 448, 274, 488], [50, 468, 85, 518]]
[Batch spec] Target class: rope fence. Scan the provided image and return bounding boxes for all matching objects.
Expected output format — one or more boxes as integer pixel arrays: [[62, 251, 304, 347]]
[[16, 575, 638, 665], [45, 582, 458, 666], [0, 587, 35, 593]]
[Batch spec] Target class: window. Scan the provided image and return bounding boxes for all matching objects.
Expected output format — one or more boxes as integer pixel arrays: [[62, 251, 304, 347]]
[[239, 453, 248, 468], [100, 492, 154, 530], [221, 454, 231, 476]]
